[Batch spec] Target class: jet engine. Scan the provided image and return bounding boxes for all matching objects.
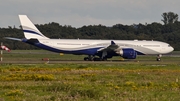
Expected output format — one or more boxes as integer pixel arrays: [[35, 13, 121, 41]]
[[116, 48, 136, 59]]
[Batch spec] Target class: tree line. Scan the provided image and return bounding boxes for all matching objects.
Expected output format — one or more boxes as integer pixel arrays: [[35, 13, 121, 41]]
[[0, 12, 180, 50]]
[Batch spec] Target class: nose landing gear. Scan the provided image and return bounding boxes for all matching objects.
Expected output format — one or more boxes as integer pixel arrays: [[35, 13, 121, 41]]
[[156, 54, 162, 61]]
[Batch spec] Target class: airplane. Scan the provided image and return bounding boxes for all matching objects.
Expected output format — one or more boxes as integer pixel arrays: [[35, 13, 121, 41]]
[[5, 15, 174, 61]]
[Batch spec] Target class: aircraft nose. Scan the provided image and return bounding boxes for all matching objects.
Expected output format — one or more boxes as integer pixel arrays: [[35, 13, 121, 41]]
[[163, 45, 174, 54], [170, 46, 174, 52], [167, 46, 174, 53]]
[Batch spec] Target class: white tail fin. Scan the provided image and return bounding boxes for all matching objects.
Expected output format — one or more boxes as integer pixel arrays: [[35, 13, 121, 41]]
[[19, 15, 49, 39]]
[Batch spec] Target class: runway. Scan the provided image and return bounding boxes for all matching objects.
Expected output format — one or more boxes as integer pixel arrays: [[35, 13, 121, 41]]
[[1, 50, 180, 64], [1, 59, 179, 65]]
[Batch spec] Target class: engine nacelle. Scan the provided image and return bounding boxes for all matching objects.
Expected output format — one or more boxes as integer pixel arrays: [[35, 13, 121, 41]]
[[116, 48, 137, 59]]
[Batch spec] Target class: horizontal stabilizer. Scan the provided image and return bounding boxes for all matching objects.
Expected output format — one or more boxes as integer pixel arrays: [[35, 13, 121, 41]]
[[4, 37, 22, 41]]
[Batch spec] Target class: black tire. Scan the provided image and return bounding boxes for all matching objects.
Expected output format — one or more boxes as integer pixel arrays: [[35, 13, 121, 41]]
[[102, 58, 107, 61], [156, 58, 161, 61], [84, 57, 89, 61]]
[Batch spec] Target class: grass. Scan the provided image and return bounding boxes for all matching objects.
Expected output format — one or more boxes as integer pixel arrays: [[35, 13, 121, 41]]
[[0, 63, 180, 101], [0, 50, 180, 100]]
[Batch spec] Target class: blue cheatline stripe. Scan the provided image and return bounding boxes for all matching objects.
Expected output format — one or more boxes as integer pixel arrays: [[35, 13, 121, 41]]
[[37, 42, 145, 55], [36, 43, 145, 56], [36, 43, 102, 55], [22, 39, 145, 56], [23, 39, 102, 55], [23, 30, 43, 37]]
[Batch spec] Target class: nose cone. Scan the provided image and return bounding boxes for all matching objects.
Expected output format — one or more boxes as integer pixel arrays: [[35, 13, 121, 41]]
[[161, 45, 174, 54], [170, 46, 174, 52], [165, 46, 174, 53]]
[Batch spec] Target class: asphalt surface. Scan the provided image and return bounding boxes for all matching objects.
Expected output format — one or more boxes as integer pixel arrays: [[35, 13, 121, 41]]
[[1, 58, 179, 64], [1, 51, 179, 64]]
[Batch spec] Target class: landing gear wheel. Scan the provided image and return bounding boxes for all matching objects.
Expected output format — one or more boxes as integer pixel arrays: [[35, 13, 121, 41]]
[[84, 56, 94, 61], [84, 56, 108, 61], [156, 58, 161, 61], [102, 58, 107, 61], [84, 57, 89, 61], [93, 57, 101, 61], [156, 54, 162, 61]]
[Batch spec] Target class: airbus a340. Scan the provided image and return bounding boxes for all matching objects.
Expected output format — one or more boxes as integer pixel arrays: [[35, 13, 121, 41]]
[[6, 15, 174, 61]]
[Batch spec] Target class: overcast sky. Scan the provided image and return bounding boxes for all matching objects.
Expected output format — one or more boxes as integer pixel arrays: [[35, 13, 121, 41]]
[[1, 0, 180, 28]]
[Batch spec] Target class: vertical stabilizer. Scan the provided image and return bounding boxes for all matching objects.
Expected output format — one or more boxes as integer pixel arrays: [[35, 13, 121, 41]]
[[19, 15, 49, 39]]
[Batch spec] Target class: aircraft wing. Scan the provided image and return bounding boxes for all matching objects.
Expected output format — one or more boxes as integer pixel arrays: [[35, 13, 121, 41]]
[[98, 41, 119, 52], [97, 41, 137, 59]]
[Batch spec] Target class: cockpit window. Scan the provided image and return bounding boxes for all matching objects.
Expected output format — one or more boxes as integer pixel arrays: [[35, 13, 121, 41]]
[[168, 45, 171, 47]]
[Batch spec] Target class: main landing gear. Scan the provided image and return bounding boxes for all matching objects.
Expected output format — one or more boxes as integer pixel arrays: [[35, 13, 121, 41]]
[[84, 55, 107, 61], [156, 54, 162, 61]]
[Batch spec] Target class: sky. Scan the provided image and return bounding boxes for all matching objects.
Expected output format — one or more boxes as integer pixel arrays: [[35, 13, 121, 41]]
[[1, 0, 180, 28]]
